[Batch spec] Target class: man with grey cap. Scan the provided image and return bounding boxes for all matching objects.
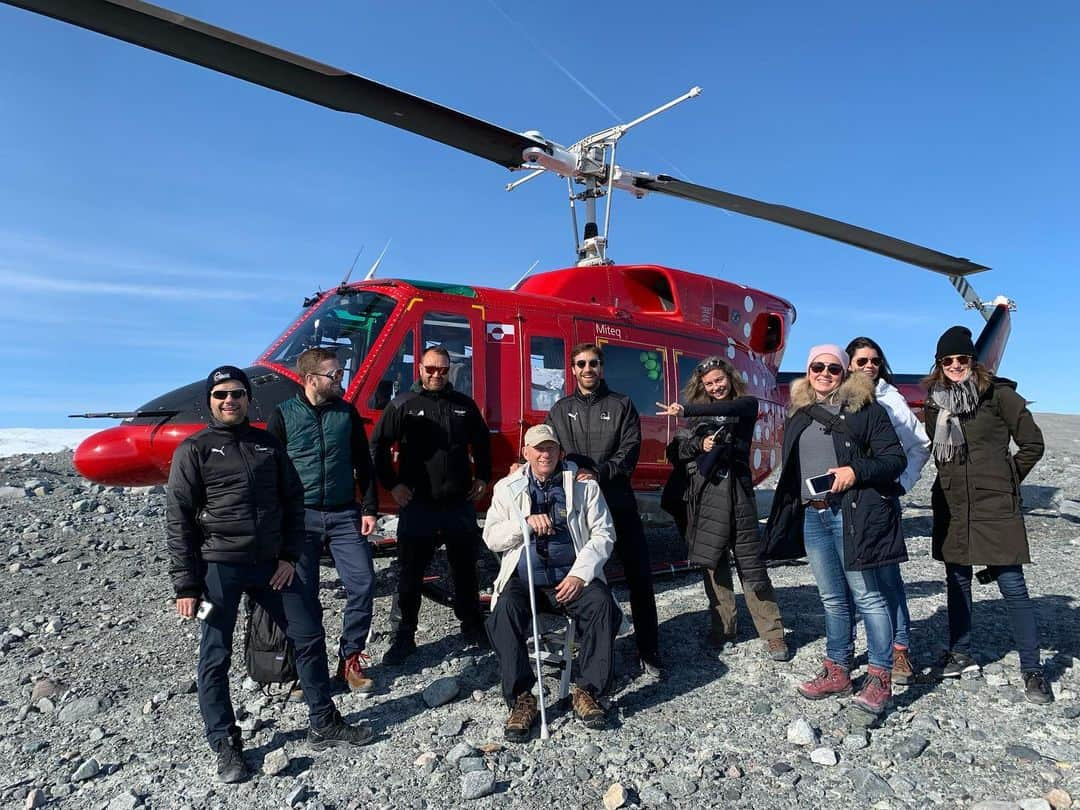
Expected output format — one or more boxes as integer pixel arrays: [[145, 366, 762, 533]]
[[483, 424, 621, 741], [167, 365, 373, 784]]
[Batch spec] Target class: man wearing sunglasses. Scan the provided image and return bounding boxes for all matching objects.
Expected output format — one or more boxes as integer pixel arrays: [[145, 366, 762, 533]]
[[544, 343, 663, 678], [167, 365, 372, 784], [266, 348, 379, 694], [371, 345, 492, 665]]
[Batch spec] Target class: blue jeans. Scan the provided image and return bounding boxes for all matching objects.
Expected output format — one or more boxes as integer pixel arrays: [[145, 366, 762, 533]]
[[198, 560, 335, 749], [803, 506, 894, 670], [945, 563, 1041, 672], [303, 507, 375, 659], [877, 563, 911, 648]]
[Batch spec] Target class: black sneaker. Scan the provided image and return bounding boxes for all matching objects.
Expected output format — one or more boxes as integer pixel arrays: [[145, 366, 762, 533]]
[[383, 634, 416, 666], [1023, 670, 1053, 705], [940, 651, 979, 678], [214, 740, 250, 784], [461, 623, 490, 650], [308, 711, 375, 750]]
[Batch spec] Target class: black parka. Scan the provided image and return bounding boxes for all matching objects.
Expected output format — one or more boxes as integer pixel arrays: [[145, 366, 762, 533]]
[[675, 395, 768, 590], [166, 420, 305, 599], [764, 374, 907, 570], [925, 377, 1044, 565]]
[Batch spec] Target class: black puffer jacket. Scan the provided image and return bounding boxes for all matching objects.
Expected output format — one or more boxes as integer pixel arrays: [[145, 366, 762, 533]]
[[545, 381, 640, 511], [675, 396, 768, 590], [370, 382, 492, 505], [764, 374, 907, 570], [166, 420, 305, 599]]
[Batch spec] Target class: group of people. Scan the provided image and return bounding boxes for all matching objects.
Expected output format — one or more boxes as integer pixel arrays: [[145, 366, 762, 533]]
[[166, 327, 1051, 781], [658, 326, 1050, 721]]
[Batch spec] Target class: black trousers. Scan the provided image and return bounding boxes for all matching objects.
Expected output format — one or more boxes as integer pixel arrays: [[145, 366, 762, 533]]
[[486, 576, 619, 705], [391, 500, 483, 637], [607, 494, 661, 662]]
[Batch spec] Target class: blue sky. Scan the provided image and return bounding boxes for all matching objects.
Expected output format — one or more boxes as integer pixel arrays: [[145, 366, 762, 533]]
[[0, 1, 1077, 427]]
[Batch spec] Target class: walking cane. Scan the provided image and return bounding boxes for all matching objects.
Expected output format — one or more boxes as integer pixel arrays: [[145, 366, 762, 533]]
[[516, 512, 550, 740]]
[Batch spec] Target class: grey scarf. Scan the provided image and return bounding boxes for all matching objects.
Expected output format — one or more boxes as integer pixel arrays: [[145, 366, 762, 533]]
[[929, 377, 981, 463]]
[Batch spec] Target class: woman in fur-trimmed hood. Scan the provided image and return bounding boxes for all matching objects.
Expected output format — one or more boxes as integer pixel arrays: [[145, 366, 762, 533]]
[[764, 344, 906, 715], [923, 325, 1051, 704]]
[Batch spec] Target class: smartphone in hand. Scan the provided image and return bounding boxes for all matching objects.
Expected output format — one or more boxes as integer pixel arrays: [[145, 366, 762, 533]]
[[805, 473, 836, 496]]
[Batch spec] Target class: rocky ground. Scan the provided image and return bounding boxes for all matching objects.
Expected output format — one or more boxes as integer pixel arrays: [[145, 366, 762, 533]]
[[0, 414, 1078, 810]]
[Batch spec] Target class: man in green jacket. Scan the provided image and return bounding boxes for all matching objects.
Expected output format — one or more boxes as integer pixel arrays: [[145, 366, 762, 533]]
[[267, 348, 379, 693]]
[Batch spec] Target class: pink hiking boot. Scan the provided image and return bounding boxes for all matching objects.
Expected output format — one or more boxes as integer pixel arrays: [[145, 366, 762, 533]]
[[797, 658, 853, 700]]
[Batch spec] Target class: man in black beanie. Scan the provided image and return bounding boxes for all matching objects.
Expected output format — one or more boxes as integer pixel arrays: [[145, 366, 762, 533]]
[[935, 326, 976, 361], [168, 364, 373, 784]]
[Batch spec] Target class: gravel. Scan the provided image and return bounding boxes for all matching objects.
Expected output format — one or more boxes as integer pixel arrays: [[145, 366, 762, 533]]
[[0, 413, 1077, 808]]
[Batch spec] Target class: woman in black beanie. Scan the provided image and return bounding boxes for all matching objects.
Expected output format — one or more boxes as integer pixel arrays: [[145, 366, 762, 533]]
[[923, 326, 1051, 703]]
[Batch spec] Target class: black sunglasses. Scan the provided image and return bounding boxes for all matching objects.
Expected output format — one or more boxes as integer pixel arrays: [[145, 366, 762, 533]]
[[809, 362, 844, 376], [574, 359, 602, 369], [854, 356, 882, 368], [311, 368, 344, 380], [211, 389, 248, 401], [939, 355, 972, 367], [422, 365, 450, 376]]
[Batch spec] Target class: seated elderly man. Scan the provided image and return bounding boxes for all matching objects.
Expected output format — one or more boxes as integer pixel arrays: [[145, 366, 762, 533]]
[[483, 424, 621, 741]]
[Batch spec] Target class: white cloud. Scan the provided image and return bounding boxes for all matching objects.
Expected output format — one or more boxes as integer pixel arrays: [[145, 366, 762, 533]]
[[0, 268, 260, 301]]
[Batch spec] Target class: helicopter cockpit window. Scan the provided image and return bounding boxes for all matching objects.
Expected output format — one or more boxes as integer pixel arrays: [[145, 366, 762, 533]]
[[421, 312, 473, 397], [601, 344, 665, 416], [368, 330, 414, 411], [529, 336, 565, 412], [265, 291, 396, 390]]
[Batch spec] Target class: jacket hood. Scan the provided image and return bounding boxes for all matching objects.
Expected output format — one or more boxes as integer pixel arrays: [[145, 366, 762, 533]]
[[789, 371, 874, 414]]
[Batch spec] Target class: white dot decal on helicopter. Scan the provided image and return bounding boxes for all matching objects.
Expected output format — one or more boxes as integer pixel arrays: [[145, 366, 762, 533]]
[[744, 295, 754, 312], [743, 322, 751, 339], [727, 346, 736, 359], [754, 448, 762, 468], [771, 450, 778, 467], [754, 423, 762, 440]]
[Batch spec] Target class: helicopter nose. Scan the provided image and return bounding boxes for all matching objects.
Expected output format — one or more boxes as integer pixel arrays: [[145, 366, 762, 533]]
[[73, 425, 167, 486]]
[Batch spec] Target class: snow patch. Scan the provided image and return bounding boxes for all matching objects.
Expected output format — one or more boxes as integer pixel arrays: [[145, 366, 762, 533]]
[[0, 429, 95, 458]]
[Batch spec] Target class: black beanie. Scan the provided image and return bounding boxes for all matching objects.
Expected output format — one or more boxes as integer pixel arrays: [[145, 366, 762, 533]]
[[935, 326, 976, 360], [205, 365, 252, 406]]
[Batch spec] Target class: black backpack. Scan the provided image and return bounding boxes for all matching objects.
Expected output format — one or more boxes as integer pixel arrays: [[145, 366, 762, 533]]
[[243, 595, 298, 696]]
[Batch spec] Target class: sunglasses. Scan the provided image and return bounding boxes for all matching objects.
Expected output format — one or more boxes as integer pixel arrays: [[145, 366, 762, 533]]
[[809, 362, 844, 376], [312, 368, 345, 380], [696, 359, 722, 375], [854, 356, 882, 368], [422, 365, 450, 376], [211, 389, 248, 401], [574, 359, 602, 369], [939, 355, 972, 367]]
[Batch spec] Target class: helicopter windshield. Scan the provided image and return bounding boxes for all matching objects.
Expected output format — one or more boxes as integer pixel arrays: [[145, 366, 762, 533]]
[[263, 290, 397, 388]]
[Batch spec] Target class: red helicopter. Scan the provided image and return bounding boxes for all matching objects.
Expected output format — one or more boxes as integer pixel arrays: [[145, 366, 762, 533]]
[[8, 0, 1012, 543]]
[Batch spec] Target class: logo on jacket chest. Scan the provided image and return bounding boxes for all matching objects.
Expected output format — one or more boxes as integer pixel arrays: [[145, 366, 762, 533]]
[[210, 445, 226, 456], [600, 411, 611, 421]]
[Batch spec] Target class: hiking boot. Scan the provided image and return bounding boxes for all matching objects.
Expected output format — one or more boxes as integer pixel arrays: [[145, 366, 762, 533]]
[[214, 738, 249, 784], [797, 658, 853, 700], [504, 692, 539, 742], [307, 710, 374, 750], [336, 652, 374, 693], [571, 686, 607, 729], [382, 634, 416, 666], [461, 622, 491, 650], [940, 651, 979, 678], [1022, 670, 1053, 705], [766, 637, 790, 662], [891, 646, 914, 685], [640, 654, 665, 680], [852, 665, 892, 715]]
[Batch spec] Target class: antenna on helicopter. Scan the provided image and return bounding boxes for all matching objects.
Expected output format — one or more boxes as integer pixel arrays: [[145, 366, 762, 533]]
[[507, 87, 703, 266], [335, 246, 364, 293], [362, 239, 392, 281], [510, 259, 541, 291]]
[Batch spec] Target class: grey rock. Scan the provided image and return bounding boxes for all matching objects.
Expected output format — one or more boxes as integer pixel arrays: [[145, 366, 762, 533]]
[[438, 716, 464, 737], [50, 785, 73, 800], [22, 740, 48, 754], [970, 803, 1022, 810], [423, 676, 460, 708], [660, 775, 697, 798], [810, 747, 839, 766], [447, 741, 479, 765], [771, 761, 794, 775], [751, 700, 772, 715], [0, 486, 28, 499], [1018, 800, 1052, 810], [72, 756, 100, 781], [58, 695, 103, 723], [787, 717, 817, 746], [460, 770, 495, 800], [1060, 705, 1080, 720], [458, 756, 486, 774], [639, 784, 668, 805], [1006, 744, 1045, 762], [897, 734, 930, 760], [106, 791, 139, 810], [851, 767, 894, 798], [843, 731, 869, 750], [30, 679, 60, 702], [263, 747, 290, 776], [286, 784, 310, 806], [23, 789, 46, 809]]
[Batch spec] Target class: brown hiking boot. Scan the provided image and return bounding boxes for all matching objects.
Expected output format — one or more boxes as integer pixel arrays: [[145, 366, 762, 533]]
[[852, 665, 892, 715], [504, 692, 539, 742], [797, 658, 853, 700], [766, 637, 790, 662], [571, 686, 607, 729], [336, 652, 374, 693], [891, 646, 914, 685]]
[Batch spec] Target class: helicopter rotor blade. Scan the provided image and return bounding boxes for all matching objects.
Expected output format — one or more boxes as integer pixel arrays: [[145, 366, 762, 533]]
[[3, 0, 545, 170], [633, 174, 988, 275]]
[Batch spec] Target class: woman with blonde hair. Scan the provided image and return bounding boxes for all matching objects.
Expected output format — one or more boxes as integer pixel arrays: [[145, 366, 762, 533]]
[[657, 356, 788, 660], [923, 326, 1050, 703]]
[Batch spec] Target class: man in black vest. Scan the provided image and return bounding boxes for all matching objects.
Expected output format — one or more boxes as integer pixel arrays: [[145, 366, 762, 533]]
[[545, 343, 663, 677], [266, 347, 379, 693], [371, 345, 492, 665], [168, 365, 372, 785]]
